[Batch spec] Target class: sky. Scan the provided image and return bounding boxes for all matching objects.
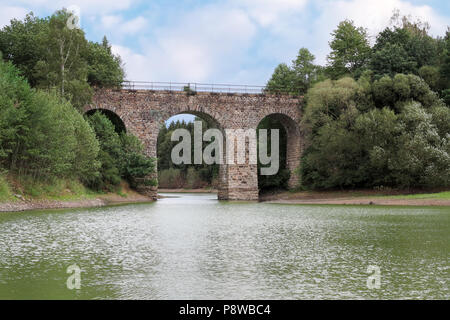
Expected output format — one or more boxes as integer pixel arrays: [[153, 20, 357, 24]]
[[0, 0, 448, 87]]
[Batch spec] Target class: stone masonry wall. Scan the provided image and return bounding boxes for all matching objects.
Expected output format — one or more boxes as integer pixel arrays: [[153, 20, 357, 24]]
[[86, 89, 303, 200]]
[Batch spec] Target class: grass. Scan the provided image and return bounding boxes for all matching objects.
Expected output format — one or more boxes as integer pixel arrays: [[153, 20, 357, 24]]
[[0, 175, 103, 203], [263, 188, 450, 204], [17, 176, 99, 201], [378, 191, 450, 200], [0, 174, 13, 202], [0, 174, 143, 205]]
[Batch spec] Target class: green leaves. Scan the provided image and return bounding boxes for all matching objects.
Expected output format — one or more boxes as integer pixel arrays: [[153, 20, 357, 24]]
[[326, 20, 371, 79], [85, 40, 124, 88], [0, 59, 100, 181], [86, 112, 155, 191], [0, 10, 125, 110], [265, 48, 322, 95], [300, 73, 450, 190]]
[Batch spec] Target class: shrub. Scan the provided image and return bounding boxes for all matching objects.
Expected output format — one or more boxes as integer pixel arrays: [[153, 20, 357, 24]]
[[158, 168, 184, 189]]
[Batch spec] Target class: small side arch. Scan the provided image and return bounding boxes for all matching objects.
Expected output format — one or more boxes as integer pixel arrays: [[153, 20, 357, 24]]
[[85, 108, 127, 133], [257, 113, 302, 189]]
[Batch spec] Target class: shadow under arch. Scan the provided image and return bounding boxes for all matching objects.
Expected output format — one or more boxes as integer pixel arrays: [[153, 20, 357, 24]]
[[85, 108, 127, 134], [257, 112, 301, 191]]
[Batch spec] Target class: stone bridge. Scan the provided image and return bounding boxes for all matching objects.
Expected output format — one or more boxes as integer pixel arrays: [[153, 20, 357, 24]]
[[86, 89, 303, 201]]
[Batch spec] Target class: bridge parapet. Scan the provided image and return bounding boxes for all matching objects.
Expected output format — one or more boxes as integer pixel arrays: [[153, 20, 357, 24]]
[[121, 80, 302, 95]]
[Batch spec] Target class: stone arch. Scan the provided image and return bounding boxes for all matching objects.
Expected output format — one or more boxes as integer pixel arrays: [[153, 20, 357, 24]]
[[87, 89, 302, 200], [85, 108, 127, 133], [256, 113, 302, 189]]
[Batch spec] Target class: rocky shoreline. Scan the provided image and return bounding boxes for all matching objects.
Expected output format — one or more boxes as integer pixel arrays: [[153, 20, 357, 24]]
[[2, 189, 449, 213], [0, 198, 106, 212], [0, 191, 155, 213]]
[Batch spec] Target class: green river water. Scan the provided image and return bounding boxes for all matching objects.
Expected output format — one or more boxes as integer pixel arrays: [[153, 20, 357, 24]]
[[0, 193, 448, 300]]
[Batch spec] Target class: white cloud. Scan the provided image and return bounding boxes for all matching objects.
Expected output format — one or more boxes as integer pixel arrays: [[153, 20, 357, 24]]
[[101, 15, 147, 35], [111, 44, 147, 80], [12, 0, 136, 14], [234, 0, 308, 27], [1, 0, 449, 85], [113, 4, 257, 82], [0, 6, 28, 28], [311, 0, 449, 64]]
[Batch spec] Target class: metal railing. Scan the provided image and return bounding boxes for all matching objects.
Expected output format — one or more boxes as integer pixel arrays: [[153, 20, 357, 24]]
[[121, 81, 297, 95]]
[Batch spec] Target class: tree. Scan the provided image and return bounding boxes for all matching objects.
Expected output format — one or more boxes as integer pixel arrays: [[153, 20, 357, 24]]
[[266, 48, 322, 95], [326, 20, 371, 79], [85, 37, 125, 88], [87, 112, 155, 191], [0, 58, 100, 181], [370, 43, 417, 77], [265, 63, 296, 94], [33, 10, 92, 110], [370, 12, 439, 79], [120, 134, 156, 188], [299, 73, 449, 190], [439, 28, 450, 104], [0, 10, 125, 110], [0, 13, 47, 87], [87, 112, 123, 190], [291, 48, 322, 95]]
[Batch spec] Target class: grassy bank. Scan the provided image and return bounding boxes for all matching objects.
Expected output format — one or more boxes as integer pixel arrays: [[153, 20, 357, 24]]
[[0, 174, 97, 202], [0, 175, 12, 202], [260, 189, 450, 206], [378, 191, 450, 200], [0, 174, 151, 206]]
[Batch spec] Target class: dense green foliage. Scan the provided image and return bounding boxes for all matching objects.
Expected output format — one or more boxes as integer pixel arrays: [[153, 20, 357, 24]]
[[326, 20, 371, 79], [87, 112, 156, 191], [267, 11, 449, 190], [266, 48, 323, 95], [300, 76, 449, 189], [0, 10, 153, 198], [0, 57, 100, 182], [0, 10, 124, 110]]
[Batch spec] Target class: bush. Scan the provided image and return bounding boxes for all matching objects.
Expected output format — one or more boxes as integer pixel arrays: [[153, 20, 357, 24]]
[[301, 77, 359, 138], [86, 112, 155, 191], [158, 168, 184, 189], [299, 74, 450, 190], [186, 167, 204, 189]]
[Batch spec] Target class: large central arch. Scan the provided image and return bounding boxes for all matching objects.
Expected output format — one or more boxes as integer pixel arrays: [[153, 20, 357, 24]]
[[157, 110, 226, 198]]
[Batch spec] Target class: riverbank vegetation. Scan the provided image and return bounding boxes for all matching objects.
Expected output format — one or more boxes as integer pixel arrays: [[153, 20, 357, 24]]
[[260, 189, 450, 206], [0, 10, 155, 202], [266, 11, 449, 191]]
